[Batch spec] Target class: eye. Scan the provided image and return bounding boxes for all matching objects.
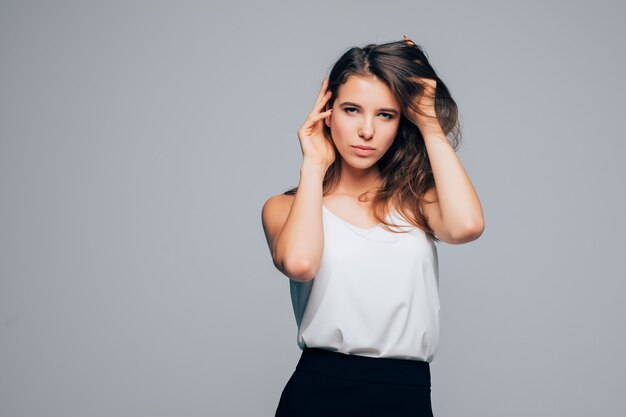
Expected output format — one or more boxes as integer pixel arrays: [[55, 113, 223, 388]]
[[344, 107, 394, 120]]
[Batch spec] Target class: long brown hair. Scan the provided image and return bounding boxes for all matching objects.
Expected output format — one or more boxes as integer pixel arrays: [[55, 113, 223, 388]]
[[284, 39, 462, 243]]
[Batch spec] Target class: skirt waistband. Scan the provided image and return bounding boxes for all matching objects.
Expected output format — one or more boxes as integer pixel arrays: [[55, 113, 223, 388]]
[[295, 347, 431, 387]]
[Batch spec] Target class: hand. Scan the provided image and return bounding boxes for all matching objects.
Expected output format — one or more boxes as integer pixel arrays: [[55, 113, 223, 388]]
[[403, 34, 416, 45], [297, 78, 336, 170], [403, 35, 441, 134], [407, 77, 439, 133]]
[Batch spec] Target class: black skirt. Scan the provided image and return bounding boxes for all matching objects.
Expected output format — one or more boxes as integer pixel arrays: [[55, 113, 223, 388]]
[[274, 347, 434, 417]]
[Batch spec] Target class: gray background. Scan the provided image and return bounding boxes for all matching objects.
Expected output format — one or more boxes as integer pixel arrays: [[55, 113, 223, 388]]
[[1, 0, 624, 416]]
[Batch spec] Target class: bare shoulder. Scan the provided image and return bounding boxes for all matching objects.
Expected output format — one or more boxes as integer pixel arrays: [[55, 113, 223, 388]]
[[261, 193, 295, 259], [262, 193, 295, 224]]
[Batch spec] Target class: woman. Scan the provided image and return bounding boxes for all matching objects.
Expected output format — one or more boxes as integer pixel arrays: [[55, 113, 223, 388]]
[[261, 35, 484, 417]]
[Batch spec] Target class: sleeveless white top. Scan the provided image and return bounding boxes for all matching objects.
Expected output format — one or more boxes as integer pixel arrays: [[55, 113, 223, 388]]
[[288, 204, 440, 362]]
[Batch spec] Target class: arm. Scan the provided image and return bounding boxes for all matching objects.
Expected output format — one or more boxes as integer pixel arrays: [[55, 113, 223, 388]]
[[420, 131, 485, 244], [414, 80, 485, 244], [261, 161, 326, 281]]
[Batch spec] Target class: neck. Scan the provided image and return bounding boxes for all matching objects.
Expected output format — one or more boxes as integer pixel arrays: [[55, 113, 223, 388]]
[[334, 161, 382, 199]]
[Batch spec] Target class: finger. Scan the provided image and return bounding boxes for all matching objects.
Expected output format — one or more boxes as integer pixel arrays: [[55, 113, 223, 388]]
[[319, 78, 328, 91], [321, 108, 333, 117], [315, 89, 332, 107], [313, 80, 330, 110], [403, 34, 415, 45], [307, 108, 333, 124], [314, 79, 329, 105], [309, 90, 332, 118], [421, 79, 437, 95], [408, 76, 436, 91]]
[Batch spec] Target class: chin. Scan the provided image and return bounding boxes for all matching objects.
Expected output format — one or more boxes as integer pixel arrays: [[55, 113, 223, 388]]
[[341, 155, 379, 169]]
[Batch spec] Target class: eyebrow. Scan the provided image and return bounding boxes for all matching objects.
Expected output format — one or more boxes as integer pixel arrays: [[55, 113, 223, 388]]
[[338, 101, 399, 115]]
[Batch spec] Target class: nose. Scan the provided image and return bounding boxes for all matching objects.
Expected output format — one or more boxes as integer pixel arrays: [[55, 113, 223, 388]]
[[358, 118, 374, 139]]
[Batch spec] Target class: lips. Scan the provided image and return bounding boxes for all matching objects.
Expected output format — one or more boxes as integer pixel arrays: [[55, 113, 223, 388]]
[[352, 145, 375, 150]]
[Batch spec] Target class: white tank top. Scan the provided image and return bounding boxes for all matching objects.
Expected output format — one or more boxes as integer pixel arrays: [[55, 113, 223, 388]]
[[289, 204, 440, 362]]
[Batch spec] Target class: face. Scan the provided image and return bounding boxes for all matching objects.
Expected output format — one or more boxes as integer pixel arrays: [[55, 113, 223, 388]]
[[324, 74, 401, 169]]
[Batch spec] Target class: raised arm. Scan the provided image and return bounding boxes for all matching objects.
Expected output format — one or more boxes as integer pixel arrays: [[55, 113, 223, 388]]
[[412, 78, 485, 244], [261, 78, 336, 280]]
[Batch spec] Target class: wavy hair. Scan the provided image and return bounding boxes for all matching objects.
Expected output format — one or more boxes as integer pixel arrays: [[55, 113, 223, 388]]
[[283, 39, 462, 242]]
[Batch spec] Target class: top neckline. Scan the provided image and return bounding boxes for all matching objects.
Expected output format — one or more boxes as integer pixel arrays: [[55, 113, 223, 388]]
[[322, 204, 387, 232]]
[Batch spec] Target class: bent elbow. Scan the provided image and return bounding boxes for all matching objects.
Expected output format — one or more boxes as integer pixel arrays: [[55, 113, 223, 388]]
[[454, 220, 485, 243], [470, 218, 485, 239], [282, 257, 316, 282]]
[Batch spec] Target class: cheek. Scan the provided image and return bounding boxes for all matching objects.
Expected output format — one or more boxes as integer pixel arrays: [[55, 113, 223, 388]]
[[381, 125, 400, 148], [381, 122, 399, 138], [329, 115, 353, 138]]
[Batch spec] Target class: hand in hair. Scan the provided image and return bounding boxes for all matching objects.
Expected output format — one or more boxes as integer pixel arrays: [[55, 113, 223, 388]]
[[403, 34, 416, 45], [408, 75, 440, 135], [402, 35, 441, 134]]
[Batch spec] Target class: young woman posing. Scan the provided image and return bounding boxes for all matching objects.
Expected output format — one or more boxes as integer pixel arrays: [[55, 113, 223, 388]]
[[262, 35, 484, 417]]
